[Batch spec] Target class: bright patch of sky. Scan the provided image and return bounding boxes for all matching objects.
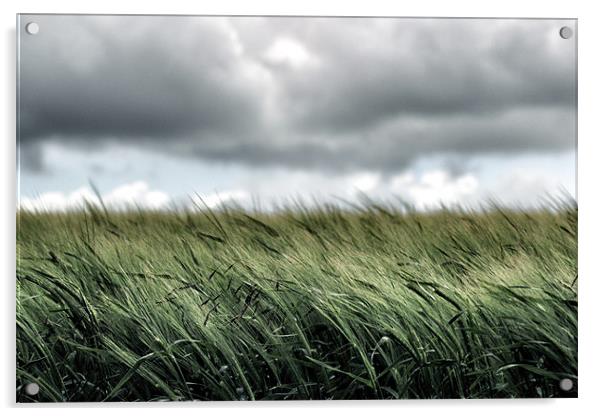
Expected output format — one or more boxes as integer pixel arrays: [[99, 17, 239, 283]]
[[18, 142, 575, 211]]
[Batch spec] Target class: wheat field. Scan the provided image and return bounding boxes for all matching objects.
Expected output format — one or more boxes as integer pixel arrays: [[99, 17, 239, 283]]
[[16, 199, 577, 401]]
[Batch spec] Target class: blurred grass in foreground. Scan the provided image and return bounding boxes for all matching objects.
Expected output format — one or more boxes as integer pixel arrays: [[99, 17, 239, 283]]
[[16, 199, 577, 401]]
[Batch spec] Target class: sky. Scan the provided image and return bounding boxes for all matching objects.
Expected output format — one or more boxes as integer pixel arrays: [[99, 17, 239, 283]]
[[17, 15, 577, 211]]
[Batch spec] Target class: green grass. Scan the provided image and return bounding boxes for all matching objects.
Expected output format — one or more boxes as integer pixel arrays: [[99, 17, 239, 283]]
[[16, 199, 577, 401]]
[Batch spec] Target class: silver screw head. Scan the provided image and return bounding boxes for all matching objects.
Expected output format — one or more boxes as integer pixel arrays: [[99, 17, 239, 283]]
[[559, 378, 574, 391], [559, 26, 573, 39], [25, 22, 39, 35], [24, 383, 40, 395]]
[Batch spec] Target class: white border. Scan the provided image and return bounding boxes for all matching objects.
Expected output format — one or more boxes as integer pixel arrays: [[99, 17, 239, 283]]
[[2, 1, 600, 415]]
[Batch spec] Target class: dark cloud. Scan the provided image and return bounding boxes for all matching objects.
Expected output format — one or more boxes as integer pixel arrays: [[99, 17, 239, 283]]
[[255, 19, 575, 134], [18, 15, 576, 172], [20, 16, 264, 141]]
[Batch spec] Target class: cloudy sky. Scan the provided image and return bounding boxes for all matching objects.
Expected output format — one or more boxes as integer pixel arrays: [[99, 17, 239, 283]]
[[17, 15, 576, 211]]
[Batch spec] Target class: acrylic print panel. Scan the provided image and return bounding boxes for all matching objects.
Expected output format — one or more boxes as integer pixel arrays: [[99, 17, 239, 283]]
[[16, 15, 577, 402]]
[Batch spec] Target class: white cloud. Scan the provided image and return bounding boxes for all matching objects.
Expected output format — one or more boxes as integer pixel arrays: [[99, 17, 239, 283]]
[[348, 172, 381, 193], [264, 37, 316, 68], [190, 190, 250, 209], [21, 162, 574, 213], [223, 167, 480, 211], [19, 183, 255, 212], [20, 187, 95, 211], [102, 181, 170, 210], [391, 170, 479, 210], [488, 167, 574, 207], [19, 181, 170, 211], [390, 172, 415, 189]]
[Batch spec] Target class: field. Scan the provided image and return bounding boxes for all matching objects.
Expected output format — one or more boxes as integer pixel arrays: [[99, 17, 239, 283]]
[[16, 200, 578, 401]]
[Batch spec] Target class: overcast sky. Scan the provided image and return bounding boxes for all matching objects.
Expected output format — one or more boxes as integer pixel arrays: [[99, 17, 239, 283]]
[[18, 15, 576, 211]]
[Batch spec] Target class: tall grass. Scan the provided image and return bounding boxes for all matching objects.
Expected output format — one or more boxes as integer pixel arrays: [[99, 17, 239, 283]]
[[16, 199, 577, 401]]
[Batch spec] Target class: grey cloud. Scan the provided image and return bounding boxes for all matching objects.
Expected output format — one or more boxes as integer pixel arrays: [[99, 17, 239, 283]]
[[18, 15, 576, 173], [261, 19, 575, 133], [183, 107, 571, 172], [20, 16, 265, 142], [18, 142, 46, 172]]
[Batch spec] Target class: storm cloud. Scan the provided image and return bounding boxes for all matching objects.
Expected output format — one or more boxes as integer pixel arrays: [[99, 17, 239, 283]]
[[18, 15, 576, 172]]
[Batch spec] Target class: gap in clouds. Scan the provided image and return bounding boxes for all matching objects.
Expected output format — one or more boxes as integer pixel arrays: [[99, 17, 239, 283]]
[[17, 164, 572, 213], [18, 141, 575, 213]]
